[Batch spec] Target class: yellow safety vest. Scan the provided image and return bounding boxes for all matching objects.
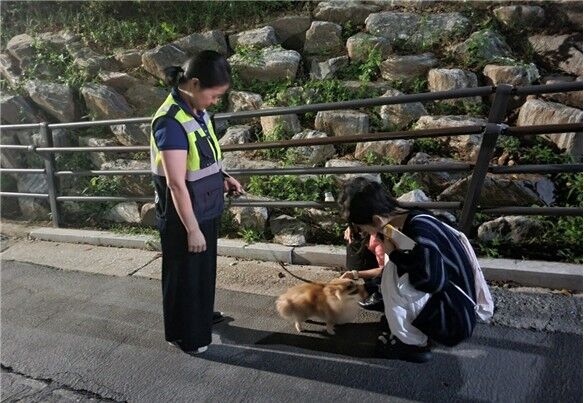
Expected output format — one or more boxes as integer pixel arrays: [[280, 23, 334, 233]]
[[150, 93, 223, 182]]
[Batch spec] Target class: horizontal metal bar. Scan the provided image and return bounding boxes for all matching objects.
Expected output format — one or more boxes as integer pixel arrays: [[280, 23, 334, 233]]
[[35, 146, 149, 153], [512, 81, 582, 96], [223, 125, 484, 152], [49, 117, 151, 129], [479, 207, 583, 216], [0, 191, 49, 198], [506, 123, 583, 136], [0, 168, 46, 174], [55, 170, 151, 177], [228, 163, 472, 177], [227, 200, 462, 209], [56, 196, 153, 202], [217, 86, 495, 120], [0, 123, 42, 130], [490, 164, 582, 174], [0, 145, 34, 150]]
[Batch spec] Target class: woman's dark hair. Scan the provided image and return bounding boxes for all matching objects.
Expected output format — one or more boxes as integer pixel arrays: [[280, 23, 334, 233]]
[[163, 50, 231, 89], [339, 177, 403, 225]]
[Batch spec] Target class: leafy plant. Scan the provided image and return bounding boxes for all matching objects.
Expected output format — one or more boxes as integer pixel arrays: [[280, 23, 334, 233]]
[[238, 227, 263, 244]]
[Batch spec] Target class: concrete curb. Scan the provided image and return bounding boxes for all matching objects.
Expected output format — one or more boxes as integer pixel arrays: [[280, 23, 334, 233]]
[[25, 227, 584, 291]]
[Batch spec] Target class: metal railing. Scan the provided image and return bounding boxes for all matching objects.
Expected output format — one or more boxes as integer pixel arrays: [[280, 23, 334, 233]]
[[1, 81, 582, 236]]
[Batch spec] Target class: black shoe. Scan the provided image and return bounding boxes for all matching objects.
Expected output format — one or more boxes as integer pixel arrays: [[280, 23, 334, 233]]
[[375, 332, 432, 363], [359, 292, 384, 312], [213, 311, 225, 324]]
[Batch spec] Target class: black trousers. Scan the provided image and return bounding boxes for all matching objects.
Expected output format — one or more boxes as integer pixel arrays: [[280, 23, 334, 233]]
[[160, 216, 219, 350]]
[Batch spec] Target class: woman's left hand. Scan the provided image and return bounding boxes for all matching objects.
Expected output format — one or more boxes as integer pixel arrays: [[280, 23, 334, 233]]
[[224, 176, 244, 196]]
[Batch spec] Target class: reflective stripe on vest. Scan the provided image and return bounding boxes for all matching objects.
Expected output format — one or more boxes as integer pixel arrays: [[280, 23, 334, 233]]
[[150, 93, 223, 180]]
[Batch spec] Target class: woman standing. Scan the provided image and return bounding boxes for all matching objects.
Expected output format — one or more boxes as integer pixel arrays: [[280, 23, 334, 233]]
[[151, 50, 243, 354], [339, 177, 493, 363]]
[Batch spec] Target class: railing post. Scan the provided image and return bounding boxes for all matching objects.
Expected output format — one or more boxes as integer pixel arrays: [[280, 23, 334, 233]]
[[40, 122, 61, 227], [459, 84, 513, 235]]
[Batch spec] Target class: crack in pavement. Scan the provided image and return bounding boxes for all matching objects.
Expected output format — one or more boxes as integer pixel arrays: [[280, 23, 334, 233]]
[[1, 364, 127, 402]]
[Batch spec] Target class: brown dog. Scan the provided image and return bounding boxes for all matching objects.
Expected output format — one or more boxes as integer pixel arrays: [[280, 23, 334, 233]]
[[276, 278, 367, 335]]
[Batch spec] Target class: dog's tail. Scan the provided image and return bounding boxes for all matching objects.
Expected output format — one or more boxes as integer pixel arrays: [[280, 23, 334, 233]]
[[276, 295, 294, 319]]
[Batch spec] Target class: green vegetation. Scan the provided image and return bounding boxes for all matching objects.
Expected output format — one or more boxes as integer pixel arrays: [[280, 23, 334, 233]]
[[247, 175, 336, 202], [238, 227, 263, 244], [413, 137, 449, 155], [1, 1, 303, 53]]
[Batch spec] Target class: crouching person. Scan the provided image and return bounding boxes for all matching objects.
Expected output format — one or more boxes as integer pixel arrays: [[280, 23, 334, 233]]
[[338, 177, 493, 363]]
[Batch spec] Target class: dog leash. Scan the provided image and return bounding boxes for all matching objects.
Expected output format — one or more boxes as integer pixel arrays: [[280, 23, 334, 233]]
[[224, 190, 320, 285]]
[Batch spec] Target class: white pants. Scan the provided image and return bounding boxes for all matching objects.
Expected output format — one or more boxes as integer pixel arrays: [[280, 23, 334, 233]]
[[380, 259, 430, 346]]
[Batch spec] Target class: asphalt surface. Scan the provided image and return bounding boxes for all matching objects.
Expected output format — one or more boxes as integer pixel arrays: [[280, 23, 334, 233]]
[[1, 260, 582, 402]]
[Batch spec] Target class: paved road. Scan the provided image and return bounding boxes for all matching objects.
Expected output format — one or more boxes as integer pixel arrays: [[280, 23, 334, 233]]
[[1, 261, 582, 402]]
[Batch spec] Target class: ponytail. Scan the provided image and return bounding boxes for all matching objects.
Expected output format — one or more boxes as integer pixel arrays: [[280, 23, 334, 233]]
[[163, 66, 186, 87]]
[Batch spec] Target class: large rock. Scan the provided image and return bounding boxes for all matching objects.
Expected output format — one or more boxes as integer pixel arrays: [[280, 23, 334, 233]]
[[528, 34, 583, 77], [517, 99, 583, 159], [173, 31, 228, 56], [229, 26, 279, 50], [141, 44, 189, 80], [219, 125, 252, 146], [314, 1, 381, 25], [37, 31, 78, 52], [0, 131, 23, 169], [325, 159, 381, 184], [103, 202, 141, 223], [100, 159, 152, 196], [66, 42, 119, 75], [541, 75, 583, 109], [478, 216, 544, 243], [228, 91, 263, 112], [114, 49, 143, 69], [451, 29, 513, 67], [303, 21, 343, 56], [0, 95, 40, 124], [221, 153, 279, 187], [109, 123, 150, 146], [379, 89, 427, 129], [0, 175, 20, 218], [32, 128, 77, 148], [24, 80, 77, 122], [80, 83, 133, 120], [407, 152, 468, 195], [16, 174, 50, 220], [380, 53, 438, 82], [230, 204, 268, 233], [346, 33, 392, 63], [140, 203, 157, 227], [439, 173, 555, 206], [493, 5, 545, 30], [124, 84, 167, 116], [309, 56, 349, 80], [229, 47, 301, 83], [0, 53, 21, 86], [97, 71, 141, 93], [365, 12, 470, 48], [270, 214, 307, 246], [287, 130, 336, 165], [79, 136, 120, 168], [315, 110, 369, 137], [482, 64, 540, 86], [6, 34, 35, 68], [260, 112, 301, 138], [355, 139, 414, 163], [200, 30, 230, 56], [269, 15, 312, 51], [414, 115, 487, 162], [428, 68, 482, 105]]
